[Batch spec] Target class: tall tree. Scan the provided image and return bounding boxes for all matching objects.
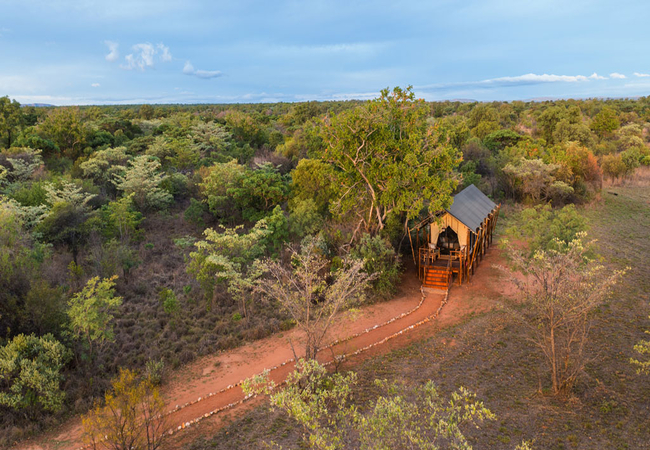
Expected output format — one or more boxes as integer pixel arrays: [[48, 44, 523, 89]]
[[320, 86, 460, 238], [37, 107, 87, 159], [0, 96, 23, 149]]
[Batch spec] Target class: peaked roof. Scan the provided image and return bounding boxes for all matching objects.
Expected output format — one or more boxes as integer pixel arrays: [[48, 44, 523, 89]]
[[446, 184, 497, 232]]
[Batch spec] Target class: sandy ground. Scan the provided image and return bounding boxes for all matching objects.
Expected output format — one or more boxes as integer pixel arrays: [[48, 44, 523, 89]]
[[16, 246, 511, 450]]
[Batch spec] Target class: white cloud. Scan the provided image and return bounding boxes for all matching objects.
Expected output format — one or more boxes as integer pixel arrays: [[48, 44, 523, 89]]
[[183, 61, 222, 79], [634, 72, 650, 78], [417, 71, 627, 93], [610, 72, 626, 79], [104, 40, 119, 62], [489, 73, 592, 83], [91, 83, 101, 87], [157, 43, 172, 62], [120, 42, 172, 71]]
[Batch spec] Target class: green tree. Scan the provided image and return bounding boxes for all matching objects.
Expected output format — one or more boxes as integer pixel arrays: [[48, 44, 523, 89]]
[[289, 158, 334, 215], [67, 276, 123, 356], [37, 107, 87, 159], [44, 179, 96, 209], [537, 106, 571, 144], [190, 121, 234, 162], [468, 103, 500, 139], [225, 110, 268, 148], [503, 158, 572, 203], [188, 219, 271, 312], [508, 204, 587, 255], [591, 106, 620, 138], [320, 86, 460, 237], [289, 198, 324, 238], [105, 194, 143, 243], [350, 234, 402, 298], [601, 153, 627, 182], [0, 198, 47, 337], [79, 146, 129, 193], [0, 96, 23, 149], [38, 201, 91, 264], [483, 129, 523, 153], [243, 359, 509, 450], [0, 147, 43, 182], [0, 333, 70, 415], [113, 155, 172, 210], [229, 163, 290, 221], [199, 159, 247, 217]]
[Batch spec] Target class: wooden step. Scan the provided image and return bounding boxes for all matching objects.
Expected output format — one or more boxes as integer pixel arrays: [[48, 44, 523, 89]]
[[423, 267, 451, 290]]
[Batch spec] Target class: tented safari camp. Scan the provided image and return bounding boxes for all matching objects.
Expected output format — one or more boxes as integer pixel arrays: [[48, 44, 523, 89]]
[[410, 184, 501, 290]]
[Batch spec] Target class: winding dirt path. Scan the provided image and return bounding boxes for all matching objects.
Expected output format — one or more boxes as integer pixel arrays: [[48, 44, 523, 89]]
[[18, 247, 512, 450]]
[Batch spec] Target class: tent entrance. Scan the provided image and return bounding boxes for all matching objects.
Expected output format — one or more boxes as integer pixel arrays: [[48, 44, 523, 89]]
[[436, 226, 460, 255]]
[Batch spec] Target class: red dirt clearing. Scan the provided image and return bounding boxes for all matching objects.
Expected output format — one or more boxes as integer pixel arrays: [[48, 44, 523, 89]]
[[17, 248, 510, 450]]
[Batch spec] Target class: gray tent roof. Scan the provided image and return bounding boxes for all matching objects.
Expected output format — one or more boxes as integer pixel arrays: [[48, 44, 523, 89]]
[[446, 184, 497, 232]]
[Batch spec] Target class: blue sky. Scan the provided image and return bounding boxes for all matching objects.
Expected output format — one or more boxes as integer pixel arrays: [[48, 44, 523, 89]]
[[1, 0, 650, 105]]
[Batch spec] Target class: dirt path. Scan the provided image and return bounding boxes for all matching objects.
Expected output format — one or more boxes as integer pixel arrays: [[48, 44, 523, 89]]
[[20, 262, 455, 450], [18, 246, 512, 450]]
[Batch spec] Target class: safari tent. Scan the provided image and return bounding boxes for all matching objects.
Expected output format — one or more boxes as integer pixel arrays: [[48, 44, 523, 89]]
[[409, 185, 500, 290]]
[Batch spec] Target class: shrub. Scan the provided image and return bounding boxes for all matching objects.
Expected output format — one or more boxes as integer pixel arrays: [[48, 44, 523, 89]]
[[289, 198, 324, 238], [0, 333, 70, 415], [349, 233, 402, 298], [113, 155, 172, 211], [184, 198, 205, 227], [159, 288, 179, 315], [82, 368, 168, 450], [510, 204, 587, 255]]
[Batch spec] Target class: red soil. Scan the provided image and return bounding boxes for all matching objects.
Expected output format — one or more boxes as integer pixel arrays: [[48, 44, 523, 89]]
[[17, 247, 510, 450]]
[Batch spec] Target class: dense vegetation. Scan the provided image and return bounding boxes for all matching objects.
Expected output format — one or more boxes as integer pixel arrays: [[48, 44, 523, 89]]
[[1, 90, 649, 445]]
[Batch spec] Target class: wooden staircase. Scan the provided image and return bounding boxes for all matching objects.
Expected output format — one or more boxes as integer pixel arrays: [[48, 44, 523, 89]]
[[422, 266, 452, 291]]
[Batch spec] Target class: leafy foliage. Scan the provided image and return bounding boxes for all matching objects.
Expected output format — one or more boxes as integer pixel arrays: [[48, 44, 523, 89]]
[[349, 233, 402, 298], [113, 155, 172, 210], [243, 359, 500, 450], [188, 219, 271, 312], [631, 316, 650, 375], [0, 333, 70, 414], [320, 86, 460, 236], [82, 368, 168, 450], [67, 276, 123, 355], [509, 204, 587, 255]]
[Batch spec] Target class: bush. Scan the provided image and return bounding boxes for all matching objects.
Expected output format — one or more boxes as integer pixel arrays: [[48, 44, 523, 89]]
[[0, 333, 70, 415], [510, 204, 587, 255], [289, 198, 324, 238], [349, 234, 402, 298], [82, 368, 168, 450], [159, 288, 179, 315], [184, 198, 205, 227]]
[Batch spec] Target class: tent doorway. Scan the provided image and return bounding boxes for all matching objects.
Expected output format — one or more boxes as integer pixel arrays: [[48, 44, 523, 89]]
[[436, 226, 460, 255]]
